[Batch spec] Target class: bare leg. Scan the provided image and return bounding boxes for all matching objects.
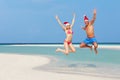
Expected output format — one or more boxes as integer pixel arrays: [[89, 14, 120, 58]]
[[93, 42, 98, 54], [56, 42, 69, 55], [68, 43, 76, 53], [56, 48, 67, 53], [80, 42, 92, 51]]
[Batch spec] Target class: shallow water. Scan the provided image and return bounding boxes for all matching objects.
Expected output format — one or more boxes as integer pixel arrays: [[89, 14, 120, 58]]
[[0, 44, 120, 79]]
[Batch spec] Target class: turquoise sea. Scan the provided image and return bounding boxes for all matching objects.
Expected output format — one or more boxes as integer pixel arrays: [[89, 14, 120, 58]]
[[0, 44, 120, 79]]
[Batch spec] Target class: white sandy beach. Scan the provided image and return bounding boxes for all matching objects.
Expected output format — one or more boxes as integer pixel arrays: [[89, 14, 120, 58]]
[[0, 53, 119, 80]]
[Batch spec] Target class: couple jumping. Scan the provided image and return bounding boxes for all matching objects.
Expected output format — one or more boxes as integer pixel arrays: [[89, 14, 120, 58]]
[[55, 9, 98, 55]]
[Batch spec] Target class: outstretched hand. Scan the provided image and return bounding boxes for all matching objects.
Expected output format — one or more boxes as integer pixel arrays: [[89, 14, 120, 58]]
[[81, 26, 85, 30], [55, 15, 59, 19], [93, 9, 97, 14]]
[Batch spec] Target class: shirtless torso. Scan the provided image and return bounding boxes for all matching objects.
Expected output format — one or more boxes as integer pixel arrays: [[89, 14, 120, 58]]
[[80, 9, 98, 54], [84, 23, 95, 38]]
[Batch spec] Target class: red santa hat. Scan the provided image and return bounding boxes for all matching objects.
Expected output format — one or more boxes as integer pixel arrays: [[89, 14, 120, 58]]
[[64, 22, 70, 26], [84, 15, 89, 21]]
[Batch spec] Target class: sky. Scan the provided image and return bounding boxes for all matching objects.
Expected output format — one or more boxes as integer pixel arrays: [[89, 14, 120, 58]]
[[0, 0, 120, 43]]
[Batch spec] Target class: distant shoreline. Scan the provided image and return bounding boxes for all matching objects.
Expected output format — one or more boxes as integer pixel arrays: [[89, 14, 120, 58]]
[[1, 43, 120, 50], [0, 42, 120, 45]]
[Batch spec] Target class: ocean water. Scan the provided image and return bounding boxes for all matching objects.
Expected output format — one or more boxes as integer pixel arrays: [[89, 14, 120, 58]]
[[0, 44, 120, 79]]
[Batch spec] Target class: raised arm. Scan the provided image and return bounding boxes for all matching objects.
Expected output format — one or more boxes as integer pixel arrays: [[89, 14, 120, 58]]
[[71, 13, 76, 28], [90, 9, 96, 25], [55, 15, 65, 30]]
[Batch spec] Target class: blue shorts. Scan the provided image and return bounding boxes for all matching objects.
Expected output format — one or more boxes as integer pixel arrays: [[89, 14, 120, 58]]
[[83, 37, 97, 44]]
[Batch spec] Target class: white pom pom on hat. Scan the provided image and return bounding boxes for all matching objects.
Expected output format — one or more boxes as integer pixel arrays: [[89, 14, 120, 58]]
[[64, 22, 70, 26]]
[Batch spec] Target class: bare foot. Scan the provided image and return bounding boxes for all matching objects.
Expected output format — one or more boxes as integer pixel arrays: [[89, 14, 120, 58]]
[[56, 48, 60, 52], [94, 48, 98, 54]]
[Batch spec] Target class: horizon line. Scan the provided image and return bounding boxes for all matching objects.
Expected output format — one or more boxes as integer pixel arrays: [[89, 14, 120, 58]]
[[0, 42, 120, 45]]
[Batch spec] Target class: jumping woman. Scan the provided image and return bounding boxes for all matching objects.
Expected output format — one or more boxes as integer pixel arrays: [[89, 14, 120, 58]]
[[55, 13, 76, 55]]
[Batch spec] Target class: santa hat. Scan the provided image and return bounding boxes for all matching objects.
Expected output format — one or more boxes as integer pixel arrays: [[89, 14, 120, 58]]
[[84, 15, 89, 21], [64, 22, 70, 26]]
